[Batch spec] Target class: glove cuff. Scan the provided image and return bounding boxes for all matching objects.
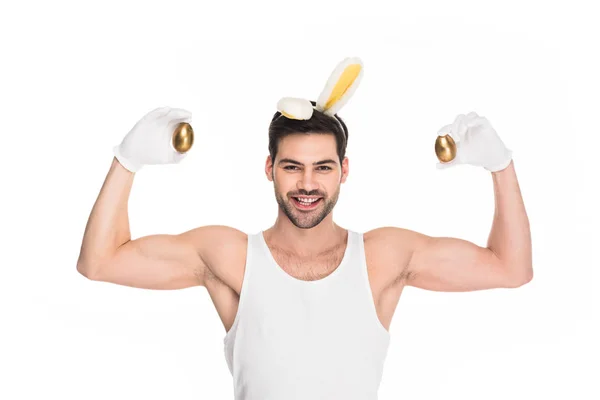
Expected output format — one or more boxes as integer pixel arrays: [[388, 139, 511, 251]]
[[113, 145, 142, 173], [485, 149, 513, 172]]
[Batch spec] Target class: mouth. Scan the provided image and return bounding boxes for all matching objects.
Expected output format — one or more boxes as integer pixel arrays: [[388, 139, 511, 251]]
[[291, 196, 323, 211]]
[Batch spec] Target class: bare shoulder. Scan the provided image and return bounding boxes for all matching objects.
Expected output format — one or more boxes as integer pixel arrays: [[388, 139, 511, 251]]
[[185, 225, 248, 289], [363, 226, 424, 285]]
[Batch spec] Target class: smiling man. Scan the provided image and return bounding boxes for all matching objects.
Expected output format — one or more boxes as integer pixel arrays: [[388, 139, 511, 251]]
[[76, 58, 533, 399]]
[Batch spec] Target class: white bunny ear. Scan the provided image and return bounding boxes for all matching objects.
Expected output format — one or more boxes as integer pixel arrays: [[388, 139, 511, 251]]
[[277, 97, 314, 120], [316, 57, 364, 116]]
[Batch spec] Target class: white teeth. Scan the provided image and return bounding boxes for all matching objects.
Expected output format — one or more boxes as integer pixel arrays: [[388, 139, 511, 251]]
[[297, 197, 318, 203]]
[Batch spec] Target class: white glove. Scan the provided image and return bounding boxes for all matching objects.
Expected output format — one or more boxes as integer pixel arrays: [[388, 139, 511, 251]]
[[436, 112, 512, 172], [113, 106, 193, 173]]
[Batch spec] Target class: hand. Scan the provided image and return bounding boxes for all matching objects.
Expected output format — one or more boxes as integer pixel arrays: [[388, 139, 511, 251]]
[[113, 106, 193, 173], [436, 112, 512, 172]]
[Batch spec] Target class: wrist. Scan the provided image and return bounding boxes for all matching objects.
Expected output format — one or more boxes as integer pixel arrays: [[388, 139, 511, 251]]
[[113, 145, 142, 173]]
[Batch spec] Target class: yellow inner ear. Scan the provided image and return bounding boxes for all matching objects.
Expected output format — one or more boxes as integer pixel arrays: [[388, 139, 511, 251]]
[[281, 111, 296, 119], [324, 63, 362, 110]]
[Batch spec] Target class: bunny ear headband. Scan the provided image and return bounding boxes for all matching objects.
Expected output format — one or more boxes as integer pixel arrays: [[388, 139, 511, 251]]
[[276, 57, 364, 123]]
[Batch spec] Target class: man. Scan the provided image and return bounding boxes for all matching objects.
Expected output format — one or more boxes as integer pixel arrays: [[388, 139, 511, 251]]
[[76, 59, 532, 399]]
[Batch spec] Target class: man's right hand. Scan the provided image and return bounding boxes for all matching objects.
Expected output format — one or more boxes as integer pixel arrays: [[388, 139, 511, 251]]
[[113, 106, 193, 173]]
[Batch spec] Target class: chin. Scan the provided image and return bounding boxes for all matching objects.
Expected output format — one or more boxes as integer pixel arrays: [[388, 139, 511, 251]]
[[288, 199, 338, 229]]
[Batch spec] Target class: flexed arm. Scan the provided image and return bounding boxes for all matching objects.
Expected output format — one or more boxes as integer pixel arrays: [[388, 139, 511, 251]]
[[76, 107, 208, 289], [374, 113, 532, 291]]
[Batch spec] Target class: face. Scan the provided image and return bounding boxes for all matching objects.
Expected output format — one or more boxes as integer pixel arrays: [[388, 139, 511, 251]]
[[266, 133, 349, 229]]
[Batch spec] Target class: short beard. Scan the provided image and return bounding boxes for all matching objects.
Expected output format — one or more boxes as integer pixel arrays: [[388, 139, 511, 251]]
[[274, 181, 340, 229]]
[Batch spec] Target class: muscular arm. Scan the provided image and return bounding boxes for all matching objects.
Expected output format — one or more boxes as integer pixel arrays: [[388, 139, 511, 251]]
[[377, 161, 533, 292], [485, 161, 533, 283], [76, 158, 219, 289]]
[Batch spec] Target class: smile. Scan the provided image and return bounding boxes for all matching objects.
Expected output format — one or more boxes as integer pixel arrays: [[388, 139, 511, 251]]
[[291, 196, 323, 210]]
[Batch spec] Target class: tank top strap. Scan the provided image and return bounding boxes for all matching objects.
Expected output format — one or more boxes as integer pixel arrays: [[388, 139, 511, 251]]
[[223, 230, 261, 350]]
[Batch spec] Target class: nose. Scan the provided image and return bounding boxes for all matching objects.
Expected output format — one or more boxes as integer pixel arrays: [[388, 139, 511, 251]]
[[297, 170, 320, 192]]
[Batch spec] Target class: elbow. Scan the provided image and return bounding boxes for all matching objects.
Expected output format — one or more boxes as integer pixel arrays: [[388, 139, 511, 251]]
[[506, 265, 533, 288], [76, 260, 102, 281]]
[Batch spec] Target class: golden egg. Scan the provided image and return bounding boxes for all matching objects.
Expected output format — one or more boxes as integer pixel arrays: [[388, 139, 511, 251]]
[[435, 134, 456, 163], [172, 122, 194, 153]]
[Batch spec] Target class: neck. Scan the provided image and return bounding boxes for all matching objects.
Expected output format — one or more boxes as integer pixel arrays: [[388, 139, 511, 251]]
[[265, 214, 346, 255]]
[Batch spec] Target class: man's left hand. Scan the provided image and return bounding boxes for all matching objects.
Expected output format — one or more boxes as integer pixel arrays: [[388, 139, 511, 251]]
[[436, 112, 512, 172]]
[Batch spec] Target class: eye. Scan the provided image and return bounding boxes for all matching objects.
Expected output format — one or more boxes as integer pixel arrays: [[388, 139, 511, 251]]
[[282, 165, 332, 171]]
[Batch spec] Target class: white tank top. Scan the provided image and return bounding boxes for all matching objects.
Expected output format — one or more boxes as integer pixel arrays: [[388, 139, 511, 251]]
[[223, 230, 391, 399]]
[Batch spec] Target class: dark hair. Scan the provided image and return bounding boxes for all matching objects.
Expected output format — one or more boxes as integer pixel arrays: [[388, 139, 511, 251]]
[[268, 101, 348, 165]]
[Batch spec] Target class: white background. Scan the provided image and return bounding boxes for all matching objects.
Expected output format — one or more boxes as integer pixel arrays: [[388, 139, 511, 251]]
[[1, 1, 598, 399]]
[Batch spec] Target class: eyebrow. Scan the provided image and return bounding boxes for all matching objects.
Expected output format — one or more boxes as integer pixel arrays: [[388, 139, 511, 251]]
[[278, 158, 338, 166]]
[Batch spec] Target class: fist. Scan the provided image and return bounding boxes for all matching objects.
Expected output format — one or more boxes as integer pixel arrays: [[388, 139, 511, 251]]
[[436, 112, 512, 172], [113, 106, 193, 173]]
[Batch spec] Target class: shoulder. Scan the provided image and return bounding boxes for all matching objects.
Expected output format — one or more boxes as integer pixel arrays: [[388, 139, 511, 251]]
[[363, 226, 424, 248], [363, 226, 425, 285]]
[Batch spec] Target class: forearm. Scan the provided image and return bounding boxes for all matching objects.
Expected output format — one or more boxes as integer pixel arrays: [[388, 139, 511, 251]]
[[77, 158, 134, 273], [486, 160, 533, 281]]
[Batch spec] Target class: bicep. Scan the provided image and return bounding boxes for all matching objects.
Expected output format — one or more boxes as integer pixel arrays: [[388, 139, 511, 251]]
[[406, 233, 519, 292], [91, 229, 208, 290]]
